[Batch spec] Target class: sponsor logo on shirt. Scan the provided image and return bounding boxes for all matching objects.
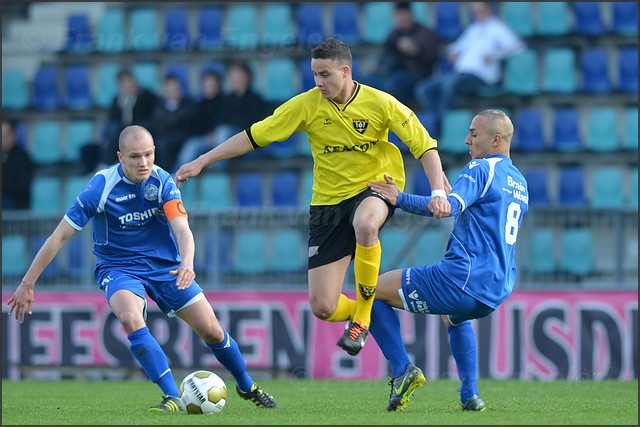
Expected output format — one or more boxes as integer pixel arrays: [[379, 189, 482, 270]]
[[469, 161, 479, 169], [115, 193, 136, 202], [143, 184, 158, 201], [118, 208, 159, 225], [323, 140, 378, 154], [352, 118, 369, 134]]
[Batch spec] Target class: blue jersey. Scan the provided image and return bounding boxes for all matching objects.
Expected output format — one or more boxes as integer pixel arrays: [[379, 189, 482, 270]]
[[397, 154, 528, 308], [64, 163, 183, 267]]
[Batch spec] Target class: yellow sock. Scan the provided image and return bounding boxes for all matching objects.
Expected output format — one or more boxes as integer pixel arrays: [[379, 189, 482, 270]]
[[325, 294, 357, 322], [353, 241, 381, 328]]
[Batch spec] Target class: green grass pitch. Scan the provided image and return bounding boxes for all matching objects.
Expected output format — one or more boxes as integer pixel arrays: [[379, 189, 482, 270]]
[[2, 378, 637, 425]]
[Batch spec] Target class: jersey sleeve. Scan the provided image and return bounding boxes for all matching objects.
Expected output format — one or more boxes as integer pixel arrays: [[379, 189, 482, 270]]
[[246, 93, 307, 149], [387, 97, 438, 160], [448, 160, 489, 212], [63, 174, 104, 230]]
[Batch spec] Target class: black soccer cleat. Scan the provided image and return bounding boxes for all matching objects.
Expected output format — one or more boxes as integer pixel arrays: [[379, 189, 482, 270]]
[[236, 384, 279, 409], [336, 319, 369, 356], [386, 363, 426, 412]]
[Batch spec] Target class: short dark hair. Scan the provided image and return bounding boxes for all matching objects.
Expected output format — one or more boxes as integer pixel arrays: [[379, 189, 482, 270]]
[[311, 38, 352, 67], [395, 2, 412, 11]]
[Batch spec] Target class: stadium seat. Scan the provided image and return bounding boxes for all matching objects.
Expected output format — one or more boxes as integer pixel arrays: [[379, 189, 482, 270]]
[[617, 48, 638, 94], [413, 228, 446, 266], [32, 64, 60, 110], [63, 175, 89, 209], [514, 108, 546, 152], [235, 172, 265, 207], [362, 2, 395, 45], [295, 3, 325, 47], [503, 49, 539, 95], [66, 12, 93, 53], [197, 230, 232, 276], [410, 168, 431, 196], [128, 7, 161, 51], [132, 62, 160, 94], [296, 131, 312, 157], [524, 169, 550, 206], [31, 121, 63, 164], [380, 228, 410, 270], [572, 2, 605, 36], [261, 3, 296, 47], [165, 62, 191, 98], [2, 235, 28, 277], [31, 175, 63, 213], [332, 2, 361, 45], [301, 169, 314, 206], [225, 4, 259, 50], [271, 170, 300, 207], [163, 7, 190, 51], [590, 167, 624, 208], [264, 58, 299, 103], [558, 166, 587, 206], [265, 134, 299, 159], [629, 168, 638, 207], [271, 228, 306, 272], [94, 63, 120, 108], [528, 227, 556, 274], [232, 230, 269, 274], [64, 63, 92, 110], [536, 2, 571, 36], [501, 2, 534, 38], [29, 234, 63, 279], [560, 228, 594, 276], [66, 119, 95, 163], [621, 107, 638, 151], [198, 172, 232, 209], [580, 48, 611, 94], [299, 59, 315, 92], [416, 110, 438, 140], [612, 2, 638, 35], [435, 2, 463, 40], [2, 68, 29, 110], [410, 2, 429, 26], [196, 5, 223, 50], [95, 8, 126, 53], [552, 107, 582, 152], [438, 109, 474, 154], [584, 107, 619, 152], [542, 47, 577, 93]]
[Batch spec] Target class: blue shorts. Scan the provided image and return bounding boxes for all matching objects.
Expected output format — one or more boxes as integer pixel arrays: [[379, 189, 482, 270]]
[[398, 265, 494, 325], [95, 260, 204, 318]]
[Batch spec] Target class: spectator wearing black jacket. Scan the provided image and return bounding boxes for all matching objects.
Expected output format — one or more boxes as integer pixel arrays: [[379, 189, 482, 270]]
[[2, 119, 34, 210]]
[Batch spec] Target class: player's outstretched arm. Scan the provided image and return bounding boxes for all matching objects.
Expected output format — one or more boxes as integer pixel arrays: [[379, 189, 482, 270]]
[[168, 216, 196, 290], [7, 219, 76, 323]]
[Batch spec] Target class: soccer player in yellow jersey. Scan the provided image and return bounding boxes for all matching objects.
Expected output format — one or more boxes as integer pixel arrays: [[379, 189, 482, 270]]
[[175, 38, 450, 356]]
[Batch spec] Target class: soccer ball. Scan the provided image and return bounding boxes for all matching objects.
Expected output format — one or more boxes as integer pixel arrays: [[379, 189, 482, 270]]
[[179, 370, 227, 414]]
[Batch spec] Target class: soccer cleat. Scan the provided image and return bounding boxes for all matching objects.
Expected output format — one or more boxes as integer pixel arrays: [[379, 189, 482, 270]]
[[336, 319, 369, 356], [148, 395, 185, 413], [461, 394, 487, 412], [386, 363, 426, 412], [236, 384, 279, 409]]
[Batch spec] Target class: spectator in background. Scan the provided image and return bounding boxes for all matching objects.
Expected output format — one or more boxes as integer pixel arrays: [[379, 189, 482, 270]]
[[2, 118, 34, 210], [360, 2, 439, 107], [414, 2, 524, 135], [148, 74, 197, 172]]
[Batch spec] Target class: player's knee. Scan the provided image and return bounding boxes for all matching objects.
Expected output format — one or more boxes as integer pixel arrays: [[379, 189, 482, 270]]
[[309, 301, 334, 320], [353, 220, 379, 242], [199, 325, 225, 344], [118, 311, 146, 334]]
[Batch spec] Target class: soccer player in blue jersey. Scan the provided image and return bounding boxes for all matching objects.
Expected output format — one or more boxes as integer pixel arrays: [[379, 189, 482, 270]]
[[6, 125, 278, 412], [367, 109, 528, 412]]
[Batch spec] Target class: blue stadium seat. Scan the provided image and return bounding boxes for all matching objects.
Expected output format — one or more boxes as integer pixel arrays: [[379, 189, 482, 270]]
[[438, 109, 474, 154], [2, 68, 29, 110], [514, 108, 546, 152], [271, 171, 300, 207], [261, 3, 296, 47], [584, 107, 619, 152], [560, 229, 594, 276], [572, 2, 605, 36], [332, 3, 361, 45], [196, 6, 223, 50], [95, 8, 126, 53], [2, 235, 28, 278], [362, 2, 395, 45], [29, 234, 63, 278], [265, 134, 299, 159], [558, 166, 587, 206], [32, 65, 60, 110], [622, 107, 638, 151], [617, 48, 638, 94], [504, 49, 539, 95], [63, 175, 88, 209], [197, 230, 232, 276], [132, 62, 160, 94], [590, 167, 624, 208], [416, 110, 439, 140], [536, 2, 571, 36], [264, 58, 299, 103], [528, 228, 556, 274], [299, 59, 315, 92], [612, 2, 638, 35], [235, 172, 265, 207], [552, 107, 582, 152], [163, 7, 190, 51], [64, 63, 92, 110], [225, 4, 259, 50], [233, 230, 269, 274], [94, 63, 120, 108], [128, 7, 160, 51], [524, 169, 550, 206], [66, 12, 92, 53], [271, 229, 306, 272], [629, 168, 638, 207], [413, 228, 446, 266], [198, 172, 232, 209], [435, 2, 463, 40], [580, 48, 611, 94], [31, 175, 63, 213], [501, 2, 534, 38], [31, 121, 63, 164], [66, 119, 95, 163], [410, 168, 431, 196], [542, 47, 577, 93], [295, 3, 325, 47], [165, 62, 191, 98]]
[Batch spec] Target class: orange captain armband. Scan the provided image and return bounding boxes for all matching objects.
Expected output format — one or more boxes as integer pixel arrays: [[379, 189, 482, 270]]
[[164, 199, 188, 220]]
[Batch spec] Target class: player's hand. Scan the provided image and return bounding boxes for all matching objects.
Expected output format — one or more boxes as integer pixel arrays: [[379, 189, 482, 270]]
[[169, 265, 196, 290], [7, 282, 35, 323], [428, 195, 451, 219], [175, 160, 204, 188], [368, 175, 399, 205]]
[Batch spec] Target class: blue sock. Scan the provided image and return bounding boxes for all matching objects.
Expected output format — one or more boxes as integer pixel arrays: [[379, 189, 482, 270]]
[[206, 330, 253, 392], [128, 326, 180, 397], [369, 300, 412, 378], [447, 321, 479, 402]]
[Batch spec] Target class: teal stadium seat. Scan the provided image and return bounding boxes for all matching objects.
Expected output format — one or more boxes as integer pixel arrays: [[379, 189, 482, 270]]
[[504, 49, 539, 95], [132, 62, 160, 94], [629, 168, 638, 208], [2, 68, 29, 110], [31, 121, 63, 164], [410, 2, 429, 27], [590, 167, 624, 208], [128, 8, 160, 51], [560, 228, 594, 276], [584, 107, 619, 152], [542, 48, 577, 93], [198, 173, 232, 209], [414, 228, 446, 266], [536, 2, 571, 36], [66, 119, 95, 162], [95, 9, 126, 52], [380, 228, 410, 270], [529, 228, 557, 274], [622, 107, 638, 151], [301, 169, 314, 206], [264, 58, 299, 103], [2, 235, 28, 278], [261, 3, 295, 47], [271, 229, 306, 272], [362, 3, 395, 45], [31, 175, 63, 213], [501, 2, 534, 38], [63, 175, 89, 209], [225, 4, 259, 50], [94, 63, 120, 108], [438, 109, 474, 154], [233, 230, 269, 274]]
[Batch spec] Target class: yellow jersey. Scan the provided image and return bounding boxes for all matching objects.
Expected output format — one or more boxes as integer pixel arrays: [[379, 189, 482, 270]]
[[246, 82, 438, 206]]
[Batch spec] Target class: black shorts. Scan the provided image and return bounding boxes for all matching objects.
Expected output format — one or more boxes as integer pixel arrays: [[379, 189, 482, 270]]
[[307, 189, 395, 269]]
